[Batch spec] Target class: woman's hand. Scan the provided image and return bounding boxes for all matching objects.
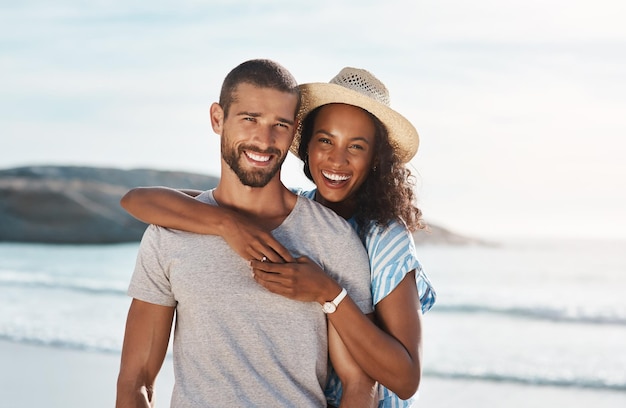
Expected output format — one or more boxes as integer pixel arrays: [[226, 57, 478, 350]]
[[250, 256, 341, 304], [220, 213, 294, 263]]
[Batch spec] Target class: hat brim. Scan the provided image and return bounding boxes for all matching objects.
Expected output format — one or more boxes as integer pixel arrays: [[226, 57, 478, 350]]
[[290, 82, 419, 163]]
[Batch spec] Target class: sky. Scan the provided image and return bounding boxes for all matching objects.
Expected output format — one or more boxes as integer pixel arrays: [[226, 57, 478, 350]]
[[2, 0, 625, 240]]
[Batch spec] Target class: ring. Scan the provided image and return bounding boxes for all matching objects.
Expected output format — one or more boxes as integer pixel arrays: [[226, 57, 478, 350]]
[[261, 256, 268, 262]]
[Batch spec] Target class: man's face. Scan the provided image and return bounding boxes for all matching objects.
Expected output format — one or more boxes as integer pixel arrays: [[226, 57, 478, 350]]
[[218, 83, 298, 188]]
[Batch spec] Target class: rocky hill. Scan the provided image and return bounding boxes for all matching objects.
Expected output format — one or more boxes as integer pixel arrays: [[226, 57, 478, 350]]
[[0, 165, 483, 245], [0, 166, 219, 244], [412, 223, 487, 246]]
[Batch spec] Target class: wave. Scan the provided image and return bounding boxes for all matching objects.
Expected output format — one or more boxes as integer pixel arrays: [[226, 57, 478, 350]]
[[424, 369, 626, 392], [3, 332, 624, 393], [3, 272, 625, 326], [0, 272, 127, 296], [0, 333, 122, 354], [3, 331, 624, 393], [433, 303, 626, 326]]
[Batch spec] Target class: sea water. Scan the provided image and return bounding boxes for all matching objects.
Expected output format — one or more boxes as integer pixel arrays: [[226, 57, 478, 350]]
[[0, 238, 625, 393], [417, 239, 626, 392]]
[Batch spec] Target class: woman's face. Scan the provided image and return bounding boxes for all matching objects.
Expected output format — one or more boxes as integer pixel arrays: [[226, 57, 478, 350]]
[[307, 103, 377, 209]]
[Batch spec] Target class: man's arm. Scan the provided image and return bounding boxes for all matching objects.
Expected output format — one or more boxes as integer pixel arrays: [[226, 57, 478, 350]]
[[116, 299, 175, 408], [328, 322, 378, 408]]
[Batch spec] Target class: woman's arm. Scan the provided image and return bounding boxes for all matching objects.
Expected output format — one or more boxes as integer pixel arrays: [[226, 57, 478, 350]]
[[250, 258, 422, 399], [121, 187, 293, 263], [328, 322, 378, 408]]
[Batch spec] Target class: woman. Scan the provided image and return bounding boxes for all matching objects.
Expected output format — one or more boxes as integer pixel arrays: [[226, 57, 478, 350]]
[[121, 67, 436, 407]]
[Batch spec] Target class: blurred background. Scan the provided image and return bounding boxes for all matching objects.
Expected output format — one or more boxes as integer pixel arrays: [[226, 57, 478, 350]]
[[2, 0, 625, 239], [1, 1, 626, 407]]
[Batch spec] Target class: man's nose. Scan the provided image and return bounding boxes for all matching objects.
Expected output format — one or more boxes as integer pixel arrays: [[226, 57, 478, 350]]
[[253, 125, 275, 148]]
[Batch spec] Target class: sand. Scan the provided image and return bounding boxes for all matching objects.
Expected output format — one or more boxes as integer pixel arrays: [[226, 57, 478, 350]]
[[0, 340, 173, 408], [2, 340, 625, 407]]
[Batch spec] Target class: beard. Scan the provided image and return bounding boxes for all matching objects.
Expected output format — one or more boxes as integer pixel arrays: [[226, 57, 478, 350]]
[[221, 134, 286, 188]]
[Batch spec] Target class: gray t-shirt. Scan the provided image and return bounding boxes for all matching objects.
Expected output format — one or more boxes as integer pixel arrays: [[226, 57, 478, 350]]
[[128, 190, 373, 407]]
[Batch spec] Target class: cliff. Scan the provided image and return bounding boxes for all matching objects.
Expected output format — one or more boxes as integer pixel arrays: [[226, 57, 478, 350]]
[[0, 166, 218, 244], [0, 165, 482, 245]]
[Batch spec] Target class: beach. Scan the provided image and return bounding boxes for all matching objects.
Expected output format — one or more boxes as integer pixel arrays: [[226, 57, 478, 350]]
[[3, 339, 626, 408], [1, 240, 625, 407], [0, 340, 173, 408]]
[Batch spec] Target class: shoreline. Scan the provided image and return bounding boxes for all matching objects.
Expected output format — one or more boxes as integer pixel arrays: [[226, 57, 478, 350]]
[[2, 340, 626, 407], [418, 377, 626, 408]]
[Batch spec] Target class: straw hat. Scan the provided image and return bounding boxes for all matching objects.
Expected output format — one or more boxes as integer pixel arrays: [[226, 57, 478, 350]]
[[290, 67, 419, 163]]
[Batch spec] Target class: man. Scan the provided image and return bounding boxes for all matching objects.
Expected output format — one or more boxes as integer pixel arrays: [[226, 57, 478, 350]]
[[116, 59, 375, 407]]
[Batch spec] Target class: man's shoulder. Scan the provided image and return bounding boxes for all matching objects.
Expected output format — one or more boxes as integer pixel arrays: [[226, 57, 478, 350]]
[[139, 223, 188, 246], [294, 195, 353, 232], [288, 197, 367, 264], [291, 198, 373, 313]]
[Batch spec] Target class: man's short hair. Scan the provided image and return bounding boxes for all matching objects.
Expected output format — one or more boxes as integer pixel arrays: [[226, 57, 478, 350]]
[[219, 59, 301, 117]]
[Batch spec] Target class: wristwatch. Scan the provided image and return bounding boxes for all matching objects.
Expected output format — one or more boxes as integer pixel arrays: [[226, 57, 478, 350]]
[[322, 288, 348, 314]]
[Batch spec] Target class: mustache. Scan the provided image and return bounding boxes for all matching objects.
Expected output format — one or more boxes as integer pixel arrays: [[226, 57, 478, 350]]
[[239, 145, 282, 156]]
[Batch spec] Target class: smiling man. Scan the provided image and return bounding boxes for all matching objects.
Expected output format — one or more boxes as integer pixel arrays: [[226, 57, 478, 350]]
[[115, 59, 375, 407]]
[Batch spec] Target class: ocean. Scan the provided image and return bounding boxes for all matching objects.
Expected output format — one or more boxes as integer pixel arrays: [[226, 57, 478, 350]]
[[0, 238, 625, 397]]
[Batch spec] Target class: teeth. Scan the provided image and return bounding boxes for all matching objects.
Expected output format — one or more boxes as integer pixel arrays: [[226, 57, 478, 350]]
[[322, 171, 350, 181], [246, 151, 270, 162]]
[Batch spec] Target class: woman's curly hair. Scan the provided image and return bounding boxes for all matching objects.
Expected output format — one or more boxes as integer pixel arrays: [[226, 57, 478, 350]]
[[298, 105, 426, 235]]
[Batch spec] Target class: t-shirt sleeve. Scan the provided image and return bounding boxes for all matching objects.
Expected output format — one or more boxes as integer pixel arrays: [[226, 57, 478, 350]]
[[368, 221, 436, 313], [127, 225, 177, 307]]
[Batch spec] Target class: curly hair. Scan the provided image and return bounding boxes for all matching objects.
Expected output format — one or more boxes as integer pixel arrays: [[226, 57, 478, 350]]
[[298, 105, 426, 235]]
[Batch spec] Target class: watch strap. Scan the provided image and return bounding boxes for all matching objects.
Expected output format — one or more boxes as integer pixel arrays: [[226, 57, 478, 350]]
[[332, 287, 348, 308], [323, 288, 347, 314]]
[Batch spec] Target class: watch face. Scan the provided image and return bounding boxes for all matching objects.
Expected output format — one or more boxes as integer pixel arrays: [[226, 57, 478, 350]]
[[322, 302, 336, 314]]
